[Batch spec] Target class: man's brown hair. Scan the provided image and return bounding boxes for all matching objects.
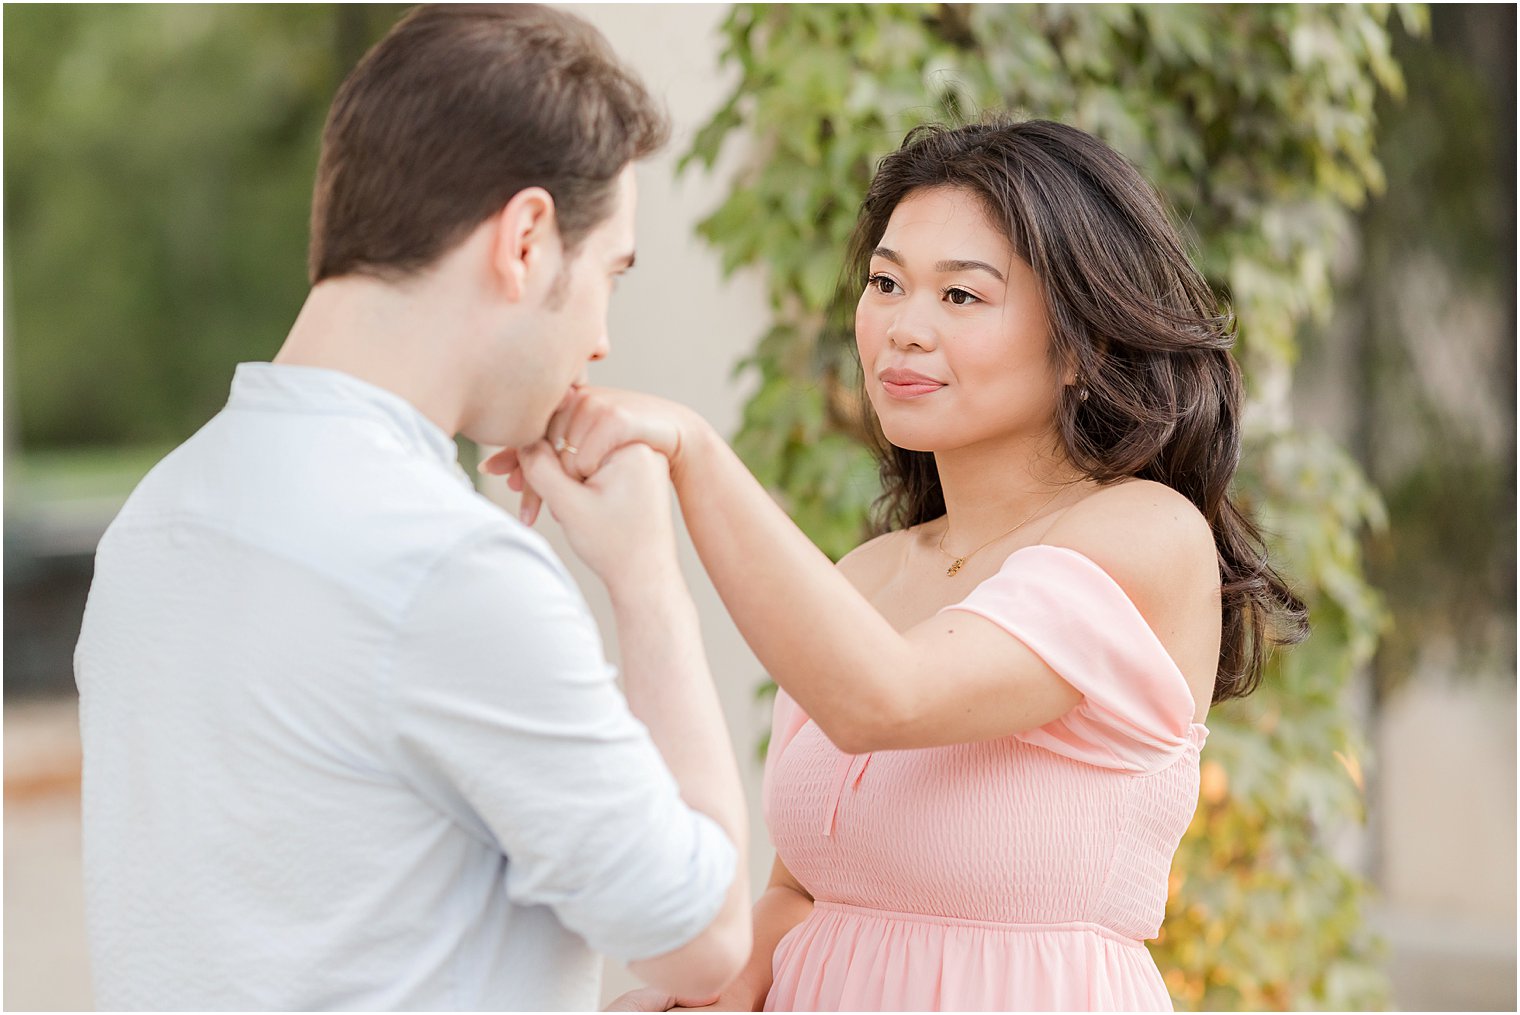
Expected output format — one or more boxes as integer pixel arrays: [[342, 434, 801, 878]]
[[308, 4, 668, 285]]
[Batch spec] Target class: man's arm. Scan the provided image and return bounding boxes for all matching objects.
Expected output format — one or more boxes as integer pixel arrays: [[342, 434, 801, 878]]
[[608, 855, 814, 1012], [707, 855, 814, 1011], [514, 442, 752, 998], [607, 549, 751, 997]]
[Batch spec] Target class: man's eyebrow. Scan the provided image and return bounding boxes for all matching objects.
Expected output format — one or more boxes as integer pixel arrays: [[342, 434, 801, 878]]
[[871, 247, 1005, 282]]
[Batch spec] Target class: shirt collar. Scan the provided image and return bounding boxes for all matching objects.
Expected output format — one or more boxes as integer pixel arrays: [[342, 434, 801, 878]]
[[228, 362, 462, 468]]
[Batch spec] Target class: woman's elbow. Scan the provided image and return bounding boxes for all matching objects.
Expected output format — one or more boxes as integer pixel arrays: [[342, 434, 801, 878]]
[[816, 690, 915, 755]]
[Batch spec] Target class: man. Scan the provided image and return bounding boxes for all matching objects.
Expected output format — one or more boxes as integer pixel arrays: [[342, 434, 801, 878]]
[[74, 6, 749, 1009]]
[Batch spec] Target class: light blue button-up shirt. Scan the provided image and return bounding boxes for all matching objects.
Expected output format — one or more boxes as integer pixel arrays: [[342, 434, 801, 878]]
[[76, 363, 735, 1011]]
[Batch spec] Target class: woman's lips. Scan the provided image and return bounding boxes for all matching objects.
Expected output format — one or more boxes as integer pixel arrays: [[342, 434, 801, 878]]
[[879, 369, 946, 399], [882, 381, 944, 398]]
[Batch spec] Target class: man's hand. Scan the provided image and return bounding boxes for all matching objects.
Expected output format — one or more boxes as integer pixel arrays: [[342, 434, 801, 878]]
[[604, 987, 747, 1012], [603, 987, 681, 1012], [481, 387, 705, 526], [516, 441, 678, 587]]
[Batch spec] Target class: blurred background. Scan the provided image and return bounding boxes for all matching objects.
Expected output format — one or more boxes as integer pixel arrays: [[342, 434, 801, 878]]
[[4, 3, 1513, 1011]]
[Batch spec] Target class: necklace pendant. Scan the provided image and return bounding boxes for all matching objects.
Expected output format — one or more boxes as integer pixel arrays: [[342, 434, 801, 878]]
[[946, 557, 965, 577]]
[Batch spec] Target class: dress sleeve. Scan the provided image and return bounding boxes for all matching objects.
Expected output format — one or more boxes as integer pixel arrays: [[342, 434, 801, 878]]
[[938, 544, 1200, 772]]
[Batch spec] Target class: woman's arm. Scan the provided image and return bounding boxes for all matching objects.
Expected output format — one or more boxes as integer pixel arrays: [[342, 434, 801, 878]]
[[494, 389, 1078, 752], [664, 415, 1092, 753], [491, 389, 1211, 752]]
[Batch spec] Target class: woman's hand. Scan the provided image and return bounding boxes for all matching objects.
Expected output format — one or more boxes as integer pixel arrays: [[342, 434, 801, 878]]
[[481, 387, 705, 526]]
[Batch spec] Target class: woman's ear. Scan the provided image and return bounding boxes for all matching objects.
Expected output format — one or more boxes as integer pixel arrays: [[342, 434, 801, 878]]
[[490, 186, 561, 303], [1062, 352, 1082, 389]]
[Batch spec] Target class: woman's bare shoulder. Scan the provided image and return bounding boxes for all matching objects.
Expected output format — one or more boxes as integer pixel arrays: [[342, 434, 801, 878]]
[[1042, 479, 1219, 619], [1042, 479, 1220, 712]]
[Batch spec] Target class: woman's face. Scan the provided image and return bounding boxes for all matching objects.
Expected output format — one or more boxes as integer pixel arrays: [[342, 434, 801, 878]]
[[855, 185, 1066, 454]]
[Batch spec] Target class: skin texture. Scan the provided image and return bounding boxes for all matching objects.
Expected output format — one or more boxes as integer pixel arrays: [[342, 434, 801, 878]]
[[488, 185, 1221, 1012]]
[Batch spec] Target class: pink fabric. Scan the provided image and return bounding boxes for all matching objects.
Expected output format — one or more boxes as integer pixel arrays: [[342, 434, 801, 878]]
[[762, 545, 1207, 1011]]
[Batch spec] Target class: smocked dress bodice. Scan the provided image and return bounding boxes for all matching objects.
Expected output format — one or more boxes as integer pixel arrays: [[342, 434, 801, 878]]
[[761, 545, 1207, 1011]]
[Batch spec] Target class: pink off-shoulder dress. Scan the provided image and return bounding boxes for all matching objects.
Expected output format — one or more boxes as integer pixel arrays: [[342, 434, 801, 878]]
[[762, 545, 1207, 1011]]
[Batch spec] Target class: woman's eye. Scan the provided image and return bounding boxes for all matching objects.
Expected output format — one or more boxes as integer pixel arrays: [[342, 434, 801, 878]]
[[944, 287, 978, 306], [867, 274, 899, 295]]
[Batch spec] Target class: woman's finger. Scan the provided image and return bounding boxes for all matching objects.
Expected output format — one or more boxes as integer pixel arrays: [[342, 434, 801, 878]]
[[477, 446, 519, 476], [564, 395, 681, 482], [562, 399, 618, 479], [551, 391, 594, 479]]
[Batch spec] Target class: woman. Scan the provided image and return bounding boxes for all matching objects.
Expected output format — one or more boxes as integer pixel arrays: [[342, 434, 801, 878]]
[[499, 117, 1306, 1011]]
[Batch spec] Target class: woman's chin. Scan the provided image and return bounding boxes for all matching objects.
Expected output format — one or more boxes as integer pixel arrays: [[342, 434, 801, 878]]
[[879, 425, 941, 454]]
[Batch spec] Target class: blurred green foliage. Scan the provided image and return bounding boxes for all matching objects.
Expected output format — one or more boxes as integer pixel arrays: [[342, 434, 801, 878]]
[[5, 4, 402, 452], [1331, 7, 1517, 687], [684, 4, 1430, 1009]]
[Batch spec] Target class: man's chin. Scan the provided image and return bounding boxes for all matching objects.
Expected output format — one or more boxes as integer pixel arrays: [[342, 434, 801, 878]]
[[460, 423, 535, 454], [463, 385, 579, 451]]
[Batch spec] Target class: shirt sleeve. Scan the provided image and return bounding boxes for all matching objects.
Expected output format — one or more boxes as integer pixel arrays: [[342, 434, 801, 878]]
[[938, 544, 1199, 773], [386, 525, 736, 962]]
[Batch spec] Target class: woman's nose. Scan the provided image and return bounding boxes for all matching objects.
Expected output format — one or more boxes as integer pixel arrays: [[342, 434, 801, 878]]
[[886, 308, 938, 352]]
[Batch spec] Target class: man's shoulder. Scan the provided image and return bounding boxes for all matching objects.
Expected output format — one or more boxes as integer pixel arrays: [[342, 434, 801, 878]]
[[106, 413, 568, 619], [409, 508, 573, 598], [289, 476, 569, 623]]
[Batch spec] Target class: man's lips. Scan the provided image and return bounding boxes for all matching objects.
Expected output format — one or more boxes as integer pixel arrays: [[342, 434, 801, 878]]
[[878, 368, 946, 398]]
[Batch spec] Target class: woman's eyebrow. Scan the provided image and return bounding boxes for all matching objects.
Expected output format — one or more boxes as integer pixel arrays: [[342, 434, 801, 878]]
[[936, 258, 1004, 282], [871, 246, 1005, 282]]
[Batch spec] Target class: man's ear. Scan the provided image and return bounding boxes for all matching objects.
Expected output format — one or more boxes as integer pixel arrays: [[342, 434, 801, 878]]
[[490, 186, 560, 303]]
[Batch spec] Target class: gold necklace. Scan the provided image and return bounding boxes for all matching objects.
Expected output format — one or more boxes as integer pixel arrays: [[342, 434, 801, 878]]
[[935, 488, 1066, 577]]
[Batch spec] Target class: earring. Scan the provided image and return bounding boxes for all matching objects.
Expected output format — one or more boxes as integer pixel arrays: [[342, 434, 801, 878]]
[[1078, 385, 1089, 401]]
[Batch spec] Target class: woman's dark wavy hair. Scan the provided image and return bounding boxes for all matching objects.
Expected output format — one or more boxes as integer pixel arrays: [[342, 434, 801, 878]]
[[838, 116, 1308, 703]]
